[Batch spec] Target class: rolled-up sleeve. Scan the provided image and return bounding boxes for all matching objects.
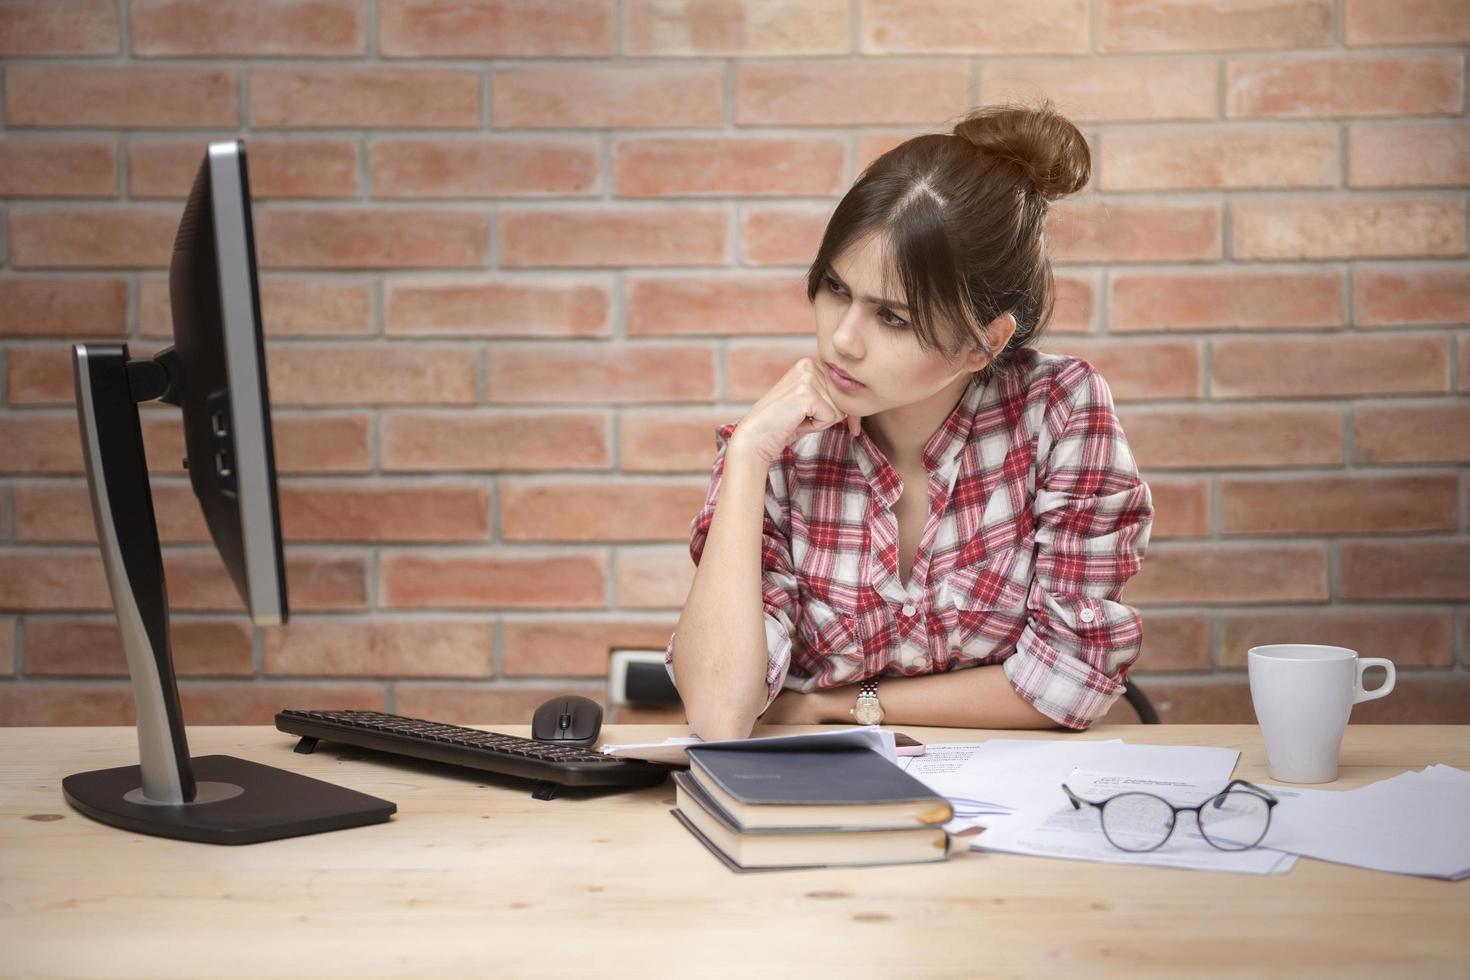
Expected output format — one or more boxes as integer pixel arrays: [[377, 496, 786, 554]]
[[1002, 363, 1154, 730], [665, 423, 801, 714]]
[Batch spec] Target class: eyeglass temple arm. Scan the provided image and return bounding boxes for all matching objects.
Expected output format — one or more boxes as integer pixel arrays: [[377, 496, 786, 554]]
[[1061, 783, 1105, 810], [1211, 778, 1279, 809]]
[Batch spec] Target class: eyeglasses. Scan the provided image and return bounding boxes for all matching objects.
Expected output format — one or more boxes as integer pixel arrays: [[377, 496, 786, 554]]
[[1060, 778, 1279, 853]]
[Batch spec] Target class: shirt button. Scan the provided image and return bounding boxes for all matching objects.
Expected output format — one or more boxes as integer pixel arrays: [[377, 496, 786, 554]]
[[1079, 607, 1096, 623], [901, 604, 916, 617]]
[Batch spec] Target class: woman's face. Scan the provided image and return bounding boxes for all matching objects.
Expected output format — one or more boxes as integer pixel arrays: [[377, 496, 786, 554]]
[[812, 234, 987, 419]]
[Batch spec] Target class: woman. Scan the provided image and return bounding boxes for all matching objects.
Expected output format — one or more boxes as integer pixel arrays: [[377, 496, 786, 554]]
[[666, 101, 1155, 742]]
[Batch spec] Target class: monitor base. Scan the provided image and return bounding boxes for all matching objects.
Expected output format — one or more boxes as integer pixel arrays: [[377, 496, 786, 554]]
[[62, 754, 395, 845]]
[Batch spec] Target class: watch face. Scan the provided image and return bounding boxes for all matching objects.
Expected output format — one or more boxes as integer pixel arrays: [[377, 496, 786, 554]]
[[853, 700, 884, 725]]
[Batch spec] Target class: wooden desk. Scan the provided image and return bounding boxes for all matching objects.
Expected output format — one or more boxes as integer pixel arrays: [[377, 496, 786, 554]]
[[2, 724, 1467, 978]]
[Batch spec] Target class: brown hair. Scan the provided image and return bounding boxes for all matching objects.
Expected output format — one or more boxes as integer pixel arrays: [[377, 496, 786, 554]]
[[806, 99, 1090, 372]]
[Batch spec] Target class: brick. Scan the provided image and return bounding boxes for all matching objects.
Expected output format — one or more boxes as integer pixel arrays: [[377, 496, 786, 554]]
[[371, 137, 599, 198], [500, 479, 707, 541], [615, 545, 696, 607], [249, 68, 480, 129], [619, 409, 732, 473], [1145, 477, 1210, 539], [1345, 0, 1470, 46], [279, 484, 491, 542], [380, 553, 607, 608], [1340, 540, 1470, 601], [979, 58, 1217, 122], [1119, 405, 1343, 469], [1220, 608, 1454, 668], [263, 619, 493, 677], [863, 0, 1088, 54], [394, 683, 602, 725], [741, 204, 833, 266], [1354, 265, 1470, 327], [386, 275, 609, 338], [1049, 202, 1223, 264], [624, 0, 848, 55], [129, 138, 359, 199], [265, 345, 478, 406], [255, 208, 489, 268], [131, 0, 366, 55], [8, 207, 178, 268], [1125, 675, 1470, 725], [1221, 474, 1458, 536], [0, 277, 127, 337], [1111, 678, 1257, 724], [380, 0, 614, 57], [140, 413, 374, 475], [142, 274, 375, 339], [1211, 335, 1449, 399], [500, 208, 727, 268], [14, 482, 205, 544], [0, 617, 13, 675], [614, 138, 844, 198], [1226, 54, 1464, 118], [727, 339, 814, 400], [1111, 269, 1344, 333], [0, 550, 113, 610], [1135, 612, 1211, 671], [1041, 339, 1200, 401], [23, 618, 253, 676], [0, 416, 82, 474], [8, 343, 94, 404], [491, 65, 724, 129], [162, 551, 369, 612], [488, 342, 716, 403], [1232, 197, 1465, 260], [0, 684, 136, 725], [1126, 544, 1329, 604], [1460, 334, 1469, 393], [626, 274, 811, 336], [1046, 272, 1101, 335], [1099, 0, 1333, 52], [736, 62, 968, 125], [1349, 675, 1470, 725], [1354, 403, 1470, 465], [4, 66, 237, 127], [0, 0, 118, 55], [381, 411, 611, 471], [1349, 123, 1470, 189], [179, 683, 387, 724], [503, 617, 676, 676], [1100, 126, 1336, 191], [0, 138, 115, 197]]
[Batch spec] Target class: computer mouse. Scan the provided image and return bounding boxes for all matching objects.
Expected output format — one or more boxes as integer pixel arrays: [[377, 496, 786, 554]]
[[531, 694, 604, 747]]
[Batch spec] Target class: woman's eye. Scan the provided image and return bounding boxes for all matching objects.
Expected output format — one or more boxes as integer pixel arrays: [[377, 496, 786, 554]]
[[824, 275, 847, 296], [878, 309, 908, 329]]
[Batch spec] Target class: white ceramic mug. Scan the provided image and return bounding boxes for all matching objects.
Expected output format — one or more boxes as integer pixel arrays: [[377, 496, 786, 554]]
[[1247, 644, 1396, 784]]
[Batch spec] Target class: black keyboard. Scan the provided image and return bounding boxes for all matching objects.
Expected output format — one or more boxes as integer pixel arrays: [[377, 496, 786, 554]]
[[275, 709, 667, 800]]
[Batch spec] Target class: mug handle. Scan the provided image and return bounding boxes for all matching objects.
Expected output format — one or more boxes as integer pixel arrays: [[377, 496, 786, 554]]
[[1354, 657, 1396, 704]]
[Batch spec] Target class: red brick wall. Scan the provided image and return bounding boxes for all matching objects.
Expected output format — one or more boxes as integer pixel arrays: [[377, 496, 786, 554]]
[[0, 0, 1466, 726]]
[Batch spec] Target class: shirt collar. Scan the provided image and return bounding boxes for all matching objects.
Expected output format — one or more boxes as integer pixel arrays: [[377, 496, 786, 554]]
[[850, 372, 988, 505]]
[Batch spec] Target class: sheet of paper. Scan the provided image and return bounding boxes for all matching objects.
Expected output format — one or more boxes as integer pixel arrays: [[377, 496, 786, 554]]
[[898, 738, 1242, 833], [970, 769, 1298, 875], [1206, 765, 1470, 880], [600, 726, 898, 766]]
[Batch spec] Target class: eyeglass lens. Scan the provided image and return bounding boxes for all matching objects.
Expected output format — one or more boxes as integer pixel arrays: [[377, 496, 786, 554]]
[[1197, 789, 1271, 850], [1098, 793, 1176, 852]]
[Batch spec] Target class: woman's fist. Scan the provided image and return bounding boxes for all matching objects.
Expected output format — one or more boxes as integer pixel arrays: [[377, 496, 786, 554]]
[[727, 358, 861, 465]]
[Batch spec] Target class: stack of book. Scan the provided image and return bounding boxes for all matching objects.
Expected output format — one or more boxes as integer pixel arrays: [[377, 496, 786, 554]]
[[672, 745, 955, 872]]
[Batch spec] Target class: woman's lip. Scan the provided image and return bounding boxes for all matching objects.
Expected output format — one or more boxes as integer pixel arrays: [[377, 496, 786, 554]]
[[826, 362, 865, 391]]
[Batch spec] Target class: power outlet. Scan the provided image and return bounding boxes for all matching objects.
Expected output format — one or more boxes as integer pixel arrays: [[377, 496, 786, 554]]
[[608, 649, 679, 706]]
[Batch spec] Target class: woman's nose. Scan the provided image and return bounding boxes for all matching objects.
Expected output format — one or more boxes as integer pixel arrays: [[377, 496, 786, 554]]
[[831, 306, 865, 359]]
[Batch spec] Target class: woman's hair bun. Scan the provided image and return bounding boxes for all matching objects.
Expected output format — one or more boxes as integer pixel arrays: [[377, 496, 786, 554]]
[[951, 99, 1091, 203]]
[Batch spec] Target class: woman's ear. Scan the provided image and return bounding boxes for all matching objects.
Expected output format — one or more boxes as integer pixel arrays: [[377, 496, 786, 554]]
[[959, 312, 1019, 372]]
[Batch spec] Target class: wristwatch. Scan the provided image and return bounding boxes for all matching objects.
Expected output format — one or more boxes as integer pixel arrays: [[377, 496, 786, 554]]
[[849, 679, 884, 725]]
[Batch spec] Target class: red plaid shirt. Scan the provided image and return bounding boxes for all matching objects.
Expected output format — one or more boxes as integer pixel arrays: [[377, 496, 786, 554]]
[[666, 349, 1154, 730]]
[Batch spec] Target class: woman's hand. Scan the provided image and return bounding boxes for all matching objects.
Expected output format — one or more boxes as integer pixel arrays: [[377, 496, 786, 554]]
[[727, 357, 861, 465]]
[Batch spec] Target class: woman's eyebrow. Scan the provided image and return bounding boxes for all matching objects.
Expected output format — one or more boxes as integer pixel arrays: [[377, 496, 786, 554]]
[[826, 269, 910, 311]]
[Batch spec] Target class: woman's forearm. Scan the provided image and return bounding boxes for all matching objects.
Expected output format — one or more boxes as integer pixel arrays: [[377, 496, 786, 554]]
[[769, 665, 1062, 731], [670, 445, 779, 741]]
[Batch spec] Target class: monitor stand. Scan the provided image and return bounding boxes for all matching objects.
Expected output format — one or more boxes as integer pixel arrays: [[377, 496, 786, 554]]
[[62, 343, 395, 844]]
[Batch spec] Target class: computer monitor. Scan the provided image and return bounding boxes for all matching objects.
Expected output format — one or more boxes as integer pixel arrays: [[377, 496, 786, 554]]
[[62, 140, 394, 844]]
